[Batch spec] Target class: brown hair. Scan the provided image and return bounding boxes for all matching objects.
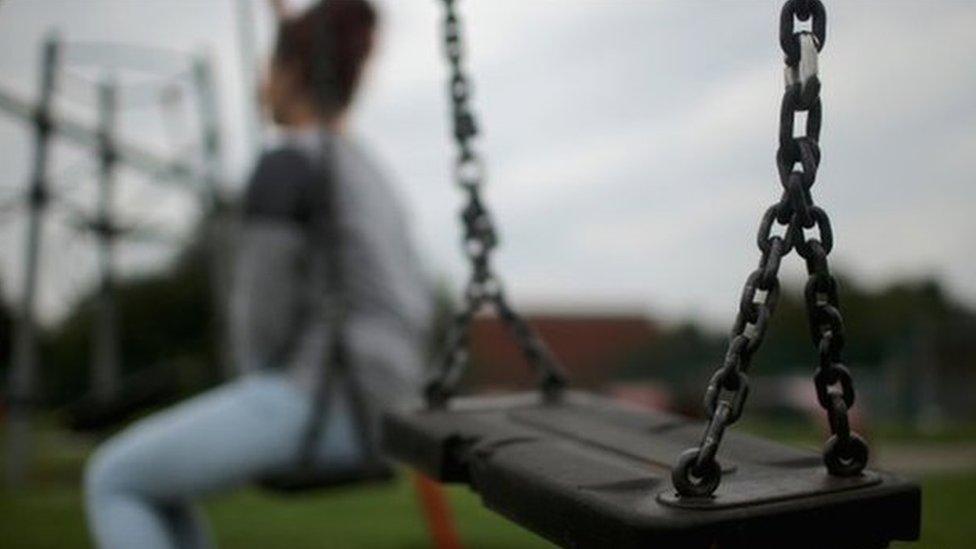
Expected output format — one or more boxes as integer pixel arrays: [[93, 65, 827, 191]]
[[273, 0, 378, 115]]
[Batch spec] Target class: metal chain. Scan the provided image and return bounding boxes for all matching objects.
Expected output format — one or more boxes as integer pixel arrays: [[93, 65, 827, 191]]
[[673, 0, 867, 497], [424, 0, 567, 409]]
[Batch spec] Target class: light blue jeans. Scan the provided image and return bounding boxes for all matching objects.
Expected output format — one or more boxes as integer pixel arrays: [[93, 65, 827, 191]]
[[84, 372, 362, 549]]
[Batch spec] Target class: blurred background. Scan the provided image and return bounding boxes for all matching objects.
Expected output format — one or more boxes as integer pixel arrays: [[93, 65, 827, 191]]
[[0, 1, 973, 547]]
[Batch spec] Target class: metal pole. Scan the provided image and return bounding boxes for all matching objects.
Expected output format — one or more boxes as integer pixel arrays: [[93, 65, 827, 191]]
[[91, 79, 120, 404], [233, 0, 263, 155], [192, 55, 234, 379], [5, 34, 59, 489]]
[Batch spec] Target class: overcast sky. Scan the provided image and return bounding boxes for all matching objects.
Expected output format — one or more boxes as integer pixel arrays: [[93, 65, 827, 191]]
[[0, 0, 974, 328]]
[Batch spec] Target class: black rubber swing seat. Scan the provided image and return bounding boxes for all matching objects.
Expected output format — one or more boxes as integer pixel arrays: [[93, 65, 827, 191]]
[[257, 463, 394, 494], [383, 391, 920, 549]]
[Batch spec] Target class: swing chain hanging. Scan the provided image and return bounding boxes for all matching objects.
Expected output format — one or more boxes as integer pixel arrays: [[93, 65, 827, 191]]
[[673, 0, 867, 498], [424, 0, 567, 409]]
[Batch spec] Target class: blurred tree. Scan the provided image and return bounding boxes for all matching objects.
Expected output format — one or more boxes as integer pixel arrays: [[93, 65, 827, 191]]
[[10, 220, 456, 428], [10, 220, 975, 425], [616, 323, 725, 386], [620, 275, 976, 390], [39, 223, 220, 415]]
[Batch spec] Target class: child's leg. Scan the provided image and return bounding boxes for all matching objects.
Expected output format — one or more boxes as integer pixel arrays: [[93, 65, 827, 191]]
[[84, 373, 320, 549]]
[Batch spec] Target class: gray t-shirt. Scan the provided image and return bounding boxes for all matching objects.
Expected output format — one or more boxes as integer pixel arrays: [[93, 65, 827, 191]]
[[230, 128, 432, 411]]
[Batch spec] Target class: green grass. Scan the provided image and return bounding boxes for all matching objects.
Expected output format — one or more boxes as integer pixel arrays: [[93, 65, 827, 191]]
[[5, 472, 974, 548], [899, 472, 976, 549], [0, 424, 551, 548], [2, 422, 974, 548], [1, 479, 552, 549]]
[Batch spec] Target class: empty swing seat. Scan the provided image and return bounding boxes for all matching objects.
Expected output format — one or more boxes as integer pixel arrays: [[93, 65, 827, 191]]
[[383, 391, 920, 549]]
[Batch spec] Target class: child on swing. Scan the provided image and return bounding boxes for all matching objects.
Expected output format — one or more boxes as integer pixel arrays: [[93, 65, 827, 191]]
[[84, 2, 432, 547]]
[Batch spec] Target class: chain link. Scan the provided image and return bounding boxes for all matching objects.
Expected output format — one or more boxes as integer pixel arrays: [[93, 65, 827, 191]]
[[673, 0, 867, 497], [424, 0, 566, 409]]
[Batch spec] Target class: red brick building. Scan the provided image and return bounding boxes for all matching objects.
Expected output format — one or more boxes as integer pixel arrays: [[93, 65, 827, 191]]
[[467, 312, 657, 391]]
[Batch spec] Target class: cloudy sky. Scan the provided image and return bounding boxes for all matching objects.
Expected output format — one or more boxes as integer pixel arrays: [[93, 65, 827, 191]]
[[0, 0, 974, 328]]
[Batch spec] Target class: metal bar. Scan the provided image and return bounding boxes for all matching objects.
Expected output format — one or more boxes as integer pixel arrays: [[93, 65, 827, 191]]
[[5, 34, 59, 490], [233, 0, 264, 154], [61, 41, 191, 75], [91, 79, 121, 404], [0, 84, 203, 190], [191, 56, 222, 207], [192, 54, 235, 379]]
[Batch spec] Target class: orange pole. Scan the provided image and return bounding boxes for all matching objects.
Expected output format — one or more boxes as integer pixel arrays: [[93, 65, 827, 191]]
[[412, 471, 463, 549]]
